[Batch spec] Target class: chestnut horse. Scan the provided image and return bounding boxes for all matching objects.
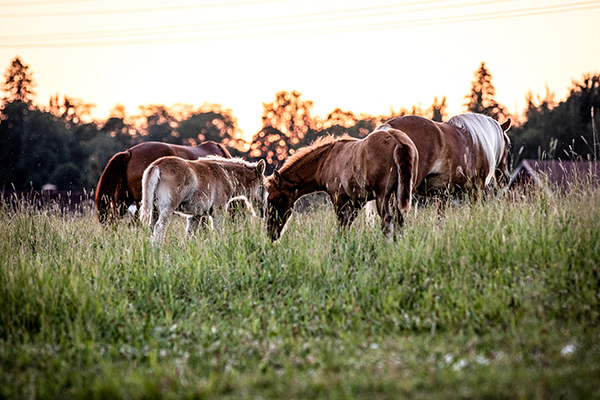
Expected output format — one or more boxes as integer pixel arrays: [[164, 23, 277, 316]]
[[95, 141, 231, 224], [140, 156, 266, 245], [264, 128, 418, 241], [382, 112, 512, 196]]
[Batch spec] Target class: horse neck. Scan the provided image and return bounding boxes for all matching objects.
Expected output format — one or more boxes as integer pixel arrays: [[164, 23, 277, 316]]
[[223, 163, 254, 196], [280, 145, 330, 201]]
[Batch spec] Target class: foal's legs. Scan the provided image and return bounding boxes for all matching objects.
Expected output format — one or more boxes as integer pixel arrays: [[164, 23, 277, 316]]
[[185, 215, 202, 240], [185, 215, 212, 239], [150, 208, 160, 231], [152, 208, 173, 245]]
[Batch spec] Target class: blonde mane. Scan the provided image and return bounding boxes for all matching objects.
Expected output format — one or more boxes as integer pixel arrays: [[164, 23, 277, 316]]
[[447, 113, 507, 185], [280, 134, 357, 172]]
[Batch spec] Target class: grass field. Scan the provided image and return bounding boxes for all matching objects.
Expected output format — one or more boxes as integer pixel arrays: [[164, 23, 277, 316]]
[[1, 185, 599, 399]]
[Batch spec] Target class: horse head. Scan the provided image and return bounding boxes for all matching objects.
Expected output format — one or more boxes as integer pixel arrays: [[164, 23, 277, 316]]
[[250, 159, 267, 218], [264, 170, 296, 241], [495, 117, 512, 186]]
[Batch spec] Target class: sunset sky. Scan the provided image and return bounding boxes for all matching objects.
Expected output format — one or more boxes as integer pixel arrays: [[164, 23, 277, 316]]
[[1, 0, 599, 141]]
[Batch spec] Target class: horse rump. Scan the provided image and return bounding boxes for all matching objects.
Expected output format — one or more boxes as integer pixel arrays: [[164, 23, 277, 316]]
[[139, 164, 161, 227]]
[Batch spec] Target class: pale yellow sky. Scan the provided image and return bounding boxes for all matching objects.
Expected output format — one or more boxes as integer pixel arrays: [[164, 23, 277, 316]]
[[1, 0, 599, 141]]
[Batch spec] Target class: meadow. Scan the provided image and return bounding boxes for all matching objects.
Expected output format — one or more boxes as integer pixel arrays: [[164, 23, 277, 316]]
[[1, 184, 599, 399]]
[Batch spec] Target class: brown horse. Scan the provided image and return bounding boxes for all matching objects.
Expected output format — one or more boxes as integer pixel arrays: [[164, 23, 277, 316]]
[[95, 141, 231, 224], [264, 128, 418, 241], [382, 112, 512, 196], [140, 156, 266, 245]]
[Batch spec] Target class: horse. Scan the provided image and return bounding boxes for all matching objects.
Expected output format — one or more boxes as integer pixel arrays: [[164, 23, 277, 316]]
[[264, 127, 418, 241], [382, 112, 512, 196], [140, 156, 266, 245], [95, 141, 231, 225]]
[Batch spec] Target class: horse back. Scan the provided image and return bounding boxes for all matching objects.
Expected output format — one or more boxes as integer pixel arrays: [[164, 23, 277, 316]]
[[126, 143, 182, 202], [385, 115, 472, 191], [172, 141, 232, 159], [126, 141, 228, 201]]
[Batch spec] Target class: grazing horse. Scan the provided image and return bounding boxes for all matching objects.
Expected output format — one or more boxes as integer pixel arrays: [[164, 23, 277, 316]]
[[264, 128, 418, 241], [383, 112, 511, 196], [95, 141, 231, 224], [140, 156, 266, 245]]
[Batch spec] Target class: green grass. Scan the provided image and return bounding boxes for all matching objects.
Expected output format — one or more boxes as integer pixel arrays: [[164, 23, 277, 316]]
[[1, 186, 599, 399]]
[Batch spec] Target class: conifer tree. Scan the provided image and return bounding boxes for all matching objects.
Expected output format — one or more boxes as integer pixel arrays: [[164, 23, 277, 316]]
[[464, 62, 507, 120], [2, 56, 36, 104]]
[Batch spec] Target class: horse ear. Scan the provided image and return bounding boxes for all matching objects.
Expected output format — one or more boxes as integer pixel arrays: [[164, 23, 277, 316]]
[[256, 159, 266, 176], [273, 170, 282, 186], [500, 118, 512, 132]]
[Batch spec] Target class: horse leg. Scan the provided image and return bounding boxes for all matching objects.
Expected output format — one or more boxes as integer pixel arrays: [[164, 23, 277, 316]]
[[376, 193, 395, 242], [199, 215, 212, 231], [211, 214, 224, 234], [434, 189, 450, 218], [150, 208, 160, 232], [335, 200, 359, 233], [152, 209, 173, 246], [185, 215, 204, 240]]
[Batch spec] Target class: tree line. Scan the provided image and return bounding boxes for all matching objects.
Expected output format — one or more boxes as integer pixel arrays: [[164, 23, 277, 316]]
[[1, 56, 598, 191]]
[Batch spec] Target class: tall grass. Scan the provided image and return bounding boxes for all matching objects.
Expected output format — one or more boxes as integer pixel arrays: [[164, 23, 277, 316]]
[[1, 184, 599, 399]]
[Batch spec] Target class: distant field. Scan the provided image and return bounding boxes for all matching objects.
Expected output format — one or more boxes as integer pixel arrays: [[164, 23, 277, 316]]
[[1, 185, 599, 399]]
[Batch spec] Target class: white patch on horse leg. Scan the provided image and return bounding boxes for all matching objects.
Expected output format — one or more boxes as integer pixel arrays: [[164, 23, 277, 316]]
[[212, 215, 223, 234], [152, 212, 172, 246], [364, 200, 378, 227]]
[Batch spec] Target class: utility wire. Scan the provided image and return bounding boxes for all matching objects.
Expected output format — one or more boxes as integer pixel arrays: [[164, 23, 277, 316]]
[[0, 0, 296, 17], [0, 1, 599, 47], [0, 0, 508, 42], [0, 0, 98, 5]]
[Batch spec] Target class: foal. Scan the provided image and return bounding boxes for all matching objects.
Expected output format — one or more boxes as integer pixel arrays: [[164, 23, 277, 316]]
[[95, 140, 231, 225], [140, 156, 266, 245]]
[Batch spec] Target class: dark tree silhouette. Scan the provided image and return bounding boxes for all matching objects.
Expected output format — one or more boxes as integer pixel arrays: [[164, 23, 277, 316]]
[[249, 125, 289, 167], [464, 62, 508, 121], [431, 96, 447, 122], [177, 105, 242, 150], [509, 72, 600, 161], [250, 91, 316, 166], [2, 56, 36, 104], [47, 94, 95, 127], [138, 105, 178, 143], [261, 90, 314, 146]]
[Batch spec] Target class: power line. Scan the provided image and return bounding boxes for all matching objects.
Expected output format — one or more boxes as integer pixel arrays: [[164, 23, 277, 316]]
[[0, 0, 99, 6], [0, 1, 599, 47], [0, 0, 507, 42], [0, 0, 97, 6], [0, 0, 294, 18]]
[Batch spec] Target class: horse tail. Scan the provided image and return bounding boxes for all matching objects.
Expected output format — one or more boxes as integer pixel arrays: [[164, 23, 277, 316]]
[[139, 164, 160, 226], [95, 150, 131, 224], [393, 139, 418, 215]]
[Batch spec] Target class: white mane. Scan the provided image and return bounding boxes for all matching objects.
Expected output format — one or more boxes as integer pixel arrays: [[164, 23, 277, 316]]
[[203, 155, 259, 168], [447, 113, 507, 186]]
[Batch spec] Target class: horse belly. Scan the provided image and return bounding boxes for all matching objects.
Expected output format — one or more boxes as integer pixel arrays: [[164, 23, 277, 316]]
[[342, 176, 371, 202], [177, 191, 213, 216]]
